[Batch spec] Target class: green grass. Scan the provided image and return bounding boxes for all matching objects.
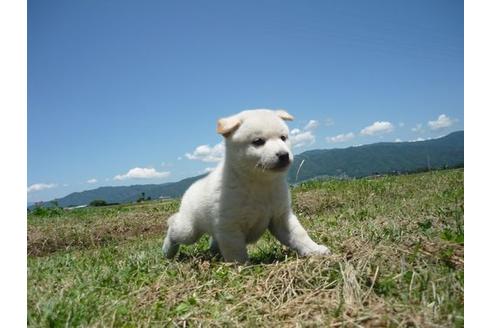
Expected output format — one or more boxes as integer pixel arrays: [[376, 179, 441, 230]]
[[27, 169, 464, 327]]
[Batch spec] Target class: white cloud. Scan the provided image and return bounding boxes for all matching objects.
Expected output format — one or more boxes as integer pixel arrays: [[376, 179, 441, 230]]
[[27, 183, 56, 193], [410, 137, 433, 142], [87, 178, 97, 184], [360, 121, 394, 136], [325, 117, 334, 127], [203, 167, 216, 173], [304, 120, 319, 131], [114, 167, 170, 180], [428, 114, 454, 130], [411, 123, 423, 133], [327, 132, 355, 143], [289, 119, 318, 148], [395, 138, 402, 142], [290, 129, 315, 148], [185, 142, 225, 162]]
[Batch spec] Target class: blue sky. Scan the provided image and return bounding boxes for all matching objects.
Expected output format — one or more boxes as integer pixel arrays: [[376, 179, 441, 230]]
[[27, 0, 463, 202]]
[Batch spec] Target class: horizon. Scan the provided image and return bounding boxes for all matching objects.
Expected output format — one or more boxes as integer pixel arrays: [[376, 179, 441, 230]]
[[28, 0, 464, 202], [28, 130, 463, 204]]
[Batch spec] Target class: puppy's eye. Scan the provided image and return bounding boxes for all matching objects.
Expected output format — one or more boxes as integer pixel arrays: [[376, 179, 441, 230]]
[[280, 135, 288, 141], [252, 138, 266, 146]]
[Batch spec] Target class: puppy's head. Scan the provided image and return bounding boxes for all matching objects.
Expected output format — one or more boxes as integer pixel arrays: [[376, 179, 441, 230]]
[[217, 109, 294, 176]]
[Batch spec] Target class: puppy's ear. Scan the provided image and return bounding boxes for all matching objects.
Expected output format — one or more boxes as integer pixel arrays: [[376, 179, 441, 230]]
[[276, 109, 294, 121], [217, 117, 241, 136]]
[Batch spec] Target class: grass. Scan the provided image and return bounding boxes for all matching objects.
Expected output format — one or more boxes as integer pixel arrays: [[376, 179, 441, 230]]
[[27, 169, 464, 327]]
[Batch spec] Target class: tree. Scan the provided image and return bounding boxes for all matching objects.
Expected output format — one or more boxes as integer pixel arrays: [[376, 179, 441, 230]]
[[137, 192, 146, 203], [89, 200, 108, 207]]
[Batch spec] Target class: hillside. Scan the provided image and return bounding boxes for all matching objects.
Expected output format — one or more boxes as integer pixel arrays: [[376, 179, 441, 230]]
[[52, 175, 205, 208], [28, 169, 464, 327], [288, 130, 464, 182], [38, 131, 463, 208]]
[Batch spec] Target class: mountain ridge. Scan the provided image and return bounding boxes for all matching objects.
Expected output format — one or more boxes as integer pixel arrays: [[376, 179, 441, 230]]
[[32, 131, 464, 208]]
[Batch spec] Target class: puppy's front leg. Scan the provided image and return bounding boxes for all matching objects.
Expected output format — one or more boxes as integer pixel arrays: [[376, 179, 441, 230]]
[[269, 211, 330, 257], [215, 229, 249, 263]]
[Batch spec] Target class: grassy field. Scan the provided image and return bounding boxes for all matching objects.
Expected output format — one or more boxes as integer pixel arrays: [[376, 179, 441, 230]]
[[27, 169, 464, 327]]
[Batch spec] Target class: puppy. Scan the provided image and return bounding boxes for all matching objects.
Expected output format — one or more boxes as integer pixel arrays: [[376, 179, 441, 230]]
[[163, 109, 330, 263]]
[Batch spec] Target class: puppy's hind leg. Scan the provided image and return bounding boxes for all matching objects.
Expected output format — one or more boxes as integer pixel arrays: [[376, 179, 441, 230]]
[[162, 234, 179, 259], [209, 237, 221, 257], [163, 213, 180, 258], [162, 213, 201, 259]]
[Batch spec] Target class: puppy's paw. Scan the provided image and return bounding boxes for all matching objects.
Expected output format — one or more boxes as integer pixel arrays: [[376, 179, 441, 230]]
[[302, 244, 331, 257]]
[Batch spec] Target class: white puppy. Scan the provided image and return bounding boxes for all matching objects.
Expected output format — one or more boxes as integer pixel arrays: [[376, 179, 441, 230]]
[[163, 109, 330, 263]]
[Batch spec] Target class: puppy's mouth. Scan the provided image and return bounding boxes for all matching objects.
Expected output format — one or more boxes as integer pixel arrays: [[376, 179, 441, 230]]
[[272, 160, 291, 171], [258, 160, 291, 172]]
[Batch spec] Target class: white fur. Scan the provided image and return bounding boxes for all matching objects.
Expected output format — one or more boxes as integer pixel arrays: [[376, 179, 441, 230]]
[[163, 109, 330, 263]]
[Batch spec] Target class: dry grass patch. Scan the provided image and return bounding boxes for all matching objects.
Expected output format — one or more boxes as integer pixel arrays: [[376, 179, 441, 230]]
[[28, 200, 178, 256]]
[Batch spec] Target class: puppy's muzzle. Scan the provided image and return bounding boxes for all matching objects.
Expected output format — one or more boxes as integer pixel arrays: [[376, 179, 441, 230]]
[[274, 151, 291, 170]]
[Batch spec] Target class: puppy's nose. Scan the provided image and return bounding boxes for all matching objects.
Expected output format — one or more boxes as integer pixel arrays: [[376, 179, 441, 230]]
[[276, 152, 290, 164]]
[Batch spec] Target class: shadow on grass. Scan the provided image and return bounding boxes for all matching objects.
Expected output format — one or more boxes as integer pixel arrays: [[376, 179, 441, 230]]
[[173, 247, 293, 265]]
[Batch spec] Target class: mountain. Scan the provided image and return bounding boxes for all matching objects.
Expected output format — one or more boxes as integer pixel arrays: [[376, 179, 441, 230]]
[[45, 175, 206, 208], [287, 131, 464, 183], [35, 131, 463, 208]]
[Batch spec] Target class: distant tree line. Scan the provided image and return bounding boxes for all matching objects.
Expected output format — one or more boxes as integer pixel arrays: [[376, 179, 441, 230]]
[[89, 200, 120, 207], [137, 192, 151, 203]]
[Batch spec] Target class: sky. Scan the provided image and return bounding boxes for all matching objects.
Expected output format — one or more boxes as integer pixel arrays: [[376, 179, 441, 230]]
[[27, 0, 464, 203]]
